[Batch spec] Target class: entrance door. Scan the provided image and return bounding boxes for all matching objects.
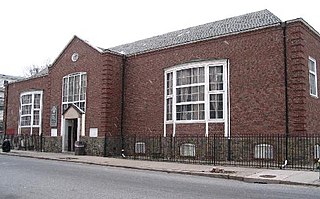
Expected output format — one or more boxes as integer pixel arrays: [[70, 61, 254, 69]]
[[67, 119, 78, 152]]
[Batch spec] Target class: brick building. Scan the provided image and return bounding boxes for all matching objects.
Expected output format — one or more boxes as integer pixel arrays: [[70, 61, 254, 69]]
[[4, 10, 320, 154]]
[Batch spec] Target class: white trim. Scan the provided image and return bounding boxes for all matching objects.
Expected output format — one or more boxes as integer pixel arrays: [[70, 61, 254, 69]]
[[309, 56, 318, 98], [205, 65, 209, 137], [227, 60, 231, 138], [172, 71, 177, 137], [164, 72, 167, 137], [77, 118, 81, 140], [81, 114, 85, 136], [61, 117, 65, 152]]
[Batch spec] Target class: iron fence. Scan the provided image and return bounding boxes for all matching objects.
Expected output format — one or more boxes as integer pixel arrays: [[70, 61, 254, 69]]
[[104, 134, 320, 170], [2, 133, 320, 170], [3, 134, 44, 152]]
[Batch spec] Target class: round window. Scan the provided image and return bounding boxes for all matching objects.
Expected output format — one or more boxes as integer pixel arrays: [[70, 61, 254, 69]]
[[71, 53, 79, 62]]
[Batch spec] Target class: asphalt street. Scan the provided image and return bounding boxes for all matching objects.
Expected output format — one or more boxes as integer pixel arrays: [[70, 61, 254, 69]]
[[0, 155, 320, 199]]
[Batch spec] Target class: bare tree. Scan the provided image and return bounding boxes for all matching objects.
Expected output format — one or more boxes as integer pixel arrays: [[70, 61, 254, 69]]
[[24, 59, 51, 77]]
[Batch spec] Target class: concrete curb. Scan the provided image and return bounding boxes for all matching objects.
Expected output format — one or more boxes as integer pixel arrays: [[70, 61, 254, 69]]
[[1, 152, 320, 188]]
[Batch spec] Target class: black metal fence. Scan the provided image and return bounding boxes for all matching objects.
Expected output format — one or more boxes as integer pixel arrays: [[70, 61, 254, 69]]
[[3, 134, 44, 152], [105, 134, 320, 170], [2, 133, 320, 170]]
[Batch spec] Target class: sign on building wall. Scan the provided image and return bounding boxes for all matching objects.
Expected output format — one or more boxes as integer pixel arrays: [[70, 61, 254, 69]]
[[50, 106, 58, 127]]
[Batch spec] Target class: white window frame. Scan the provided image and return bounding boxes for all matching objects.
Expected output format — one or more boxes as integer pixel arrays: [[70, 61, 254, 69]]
[[19, 90, 43, 135], [164, 60, 229, 137], [309, 57, 318, 97], [62, 72, 87, 112]]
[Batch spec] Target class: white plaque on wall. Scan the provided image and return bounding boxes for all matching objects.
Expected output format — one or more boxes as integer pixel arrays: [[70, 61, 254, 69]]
[[89, 128, 98, 137], [51, 128, 58, 137]]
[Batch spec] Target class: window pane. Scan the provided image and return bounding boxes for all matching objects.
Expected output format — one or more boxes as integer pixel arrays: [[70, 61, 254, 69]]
[[210, 94, 223, 119], [310, 73, 316, 95], [33, 110, 39, 125], [34, 94, 41, 109], [209, 66, 223, 91], [22, 95, 32, 104], [21, 116, 31, 126], [309, 59, 316, 72], [176, 86, 204, 103], [166, 72, 173, 95], [177, 103, 204, 121], [63, 78, 68, 102], [22, 105, 32, 115], [166, 98, 172, 120]]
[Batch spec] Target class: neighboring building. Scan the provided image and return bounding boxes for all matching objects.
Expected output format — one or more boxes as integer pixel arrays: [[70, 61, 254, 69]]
[[4, 10, 320, 154], [0, 74, 23, 133]]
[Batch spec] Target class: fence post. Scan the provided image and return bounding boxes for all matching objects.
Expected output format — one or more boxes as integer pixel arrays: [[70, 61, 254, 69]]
[[104, 133, 107, 157], [213, 134, 216, 165], [24, 134, 27, 151], [40, 133, 43, 152], [227, 137, 231, 161]]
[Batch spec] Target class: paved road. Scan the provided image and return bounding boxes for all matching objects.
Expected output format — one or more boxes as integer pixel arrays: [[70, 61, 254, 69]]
[[0, 156, 320, 199]]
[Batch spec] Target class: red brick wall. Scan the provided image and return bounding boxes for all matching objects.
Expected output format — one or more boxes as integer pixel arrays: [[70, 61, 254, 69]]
[[287, 21, 320, 134], [5, 76, 48, 135], [123, 26, 287, 137], [5, 37, 123, 137], [6, 22, 320, 140], [48, 37, 123, 137]]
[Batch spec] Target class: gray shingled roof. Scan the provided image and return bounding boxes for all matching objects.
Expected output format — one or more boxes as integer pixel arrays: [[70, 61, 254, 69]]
[[109, 9, 281, 55]]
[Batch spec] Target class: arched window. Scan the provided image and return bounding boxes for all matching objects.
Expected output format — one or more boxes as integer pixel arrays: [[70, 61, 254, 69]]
[[62, 72, 87, 112]]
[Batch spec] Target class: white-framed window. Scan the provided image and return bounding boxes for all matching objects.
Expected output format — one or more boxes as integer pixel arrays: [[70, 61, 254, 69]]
[[62, 72, 87, 112], [19, 91, 43, 127], [165, 60, 228, 124], [309, 57, 318, 97]]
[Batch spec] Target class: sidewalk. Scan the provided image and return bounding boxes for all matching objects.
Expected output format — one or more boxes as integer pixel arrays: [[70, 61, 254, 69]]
[[1, 150, 320, 187]]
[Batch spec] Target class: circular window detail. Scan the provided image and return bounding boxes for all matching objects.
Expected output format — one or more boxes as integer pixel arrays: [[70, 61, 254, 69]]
[[71, 53, 79, 62]]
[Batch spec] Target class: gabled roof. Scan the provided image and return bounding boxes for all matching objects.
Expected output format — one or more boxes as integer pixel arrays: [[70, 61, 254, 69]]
[[109, 9, 281, 55]]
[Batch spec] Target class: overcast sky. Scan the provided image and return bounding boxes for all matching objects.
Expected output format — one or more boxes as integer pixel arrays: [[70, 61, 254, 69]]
[[1, 0, 319, 76]]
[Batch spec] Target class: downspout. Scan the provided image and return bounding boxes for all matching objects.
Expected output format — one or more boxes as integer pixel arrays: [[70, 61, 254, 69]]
[[120, 55, 127, 156], [3, 80, 8, 139], [281, 21, 289, 163]]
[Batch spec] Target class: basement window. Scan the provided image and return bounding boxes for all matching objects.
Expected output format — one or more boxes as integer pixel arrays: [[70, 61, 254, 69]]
[[254, 144, 273, 159], [180, 143, 196, 157], [135, 142, 146, 154]]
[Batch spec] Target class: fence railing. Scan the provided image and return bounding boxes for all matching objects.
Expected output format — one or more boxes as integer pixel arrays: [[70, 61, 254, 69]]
[[2, 133, 320, 170], [5, 134, 44, 152], [105, 134, 320, 170]]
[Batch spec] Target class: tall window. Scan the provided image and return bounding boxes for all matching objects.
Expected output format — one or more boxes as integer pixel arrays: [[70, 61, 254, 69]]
[[62, 72, 87, 112], [309, 57, 318, 97], [20, 91, 43, 127], [165, 60, 227, 123]]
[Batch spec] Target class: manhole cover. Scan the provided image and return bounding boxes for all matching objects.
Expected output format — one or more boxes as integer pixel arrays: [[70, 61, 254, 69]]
[[259, 174, 276, 178]]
